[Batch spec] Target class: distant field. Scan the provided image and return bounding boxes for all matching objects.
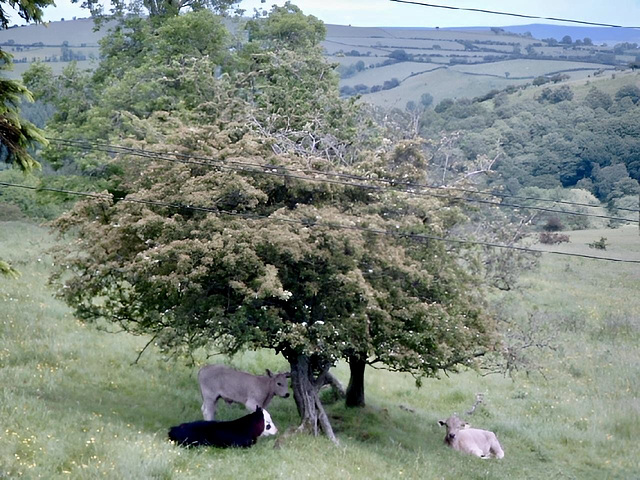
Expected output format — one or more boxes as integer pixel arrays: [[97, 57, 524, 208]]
[[321, 40, 390, 56], [328, 37, 466, 51], [533, 225, 640, 262], [2, 18, 637, 106], [450, 59, 614, 78], [0, 17, 110, 45], [9, 59, 96, 78], [359, 68, 529, 108], [341, 61, 442, 87]]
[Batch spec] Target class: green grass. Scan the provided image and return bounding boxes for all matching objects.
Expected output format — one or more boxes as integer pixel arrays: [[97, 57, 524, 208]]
[[1, 220, 639, 479]]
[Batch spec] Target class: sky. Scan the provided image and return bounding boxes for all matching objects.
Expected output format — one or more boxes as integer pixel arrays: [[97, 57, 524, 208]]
[[11, 0, 640, 28]]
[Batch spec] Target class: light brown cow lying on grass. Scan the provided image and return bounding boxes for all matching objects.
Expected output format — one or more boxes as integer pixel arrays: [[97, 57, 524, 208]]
[[438, 415, 504, 459]]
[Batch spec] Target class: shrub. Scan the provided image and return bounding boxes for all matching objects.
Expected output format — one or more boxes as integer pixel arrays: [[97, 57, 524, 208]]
[[539, 232, 570, 244], [543, 217, 565, 232], [588, 237, 608, 250]]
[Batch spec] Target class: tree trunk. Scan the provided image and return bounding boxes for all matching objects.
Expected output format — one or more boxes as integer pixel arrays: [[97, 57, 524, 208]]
[[287, 353, 338, 444], [346, 355, 366, 408]]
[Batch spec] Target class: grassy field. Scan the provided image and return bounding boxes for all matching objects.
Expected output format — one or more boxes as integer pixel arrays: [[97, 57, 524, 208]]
[[1, 220, 639, 479]]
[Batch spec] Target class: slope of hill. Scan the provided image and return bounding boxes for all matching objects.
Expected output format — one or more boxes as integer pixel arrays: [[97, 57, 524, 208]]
[[2, 17, 638, 108], [325, 23, 637, 107]]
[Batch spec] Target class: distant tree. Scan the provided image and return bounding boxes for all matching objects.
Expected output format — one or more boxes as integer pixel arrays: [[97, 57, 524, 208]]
[[537, 85, 574, 104], [561, 35, 572, 45], [389, 49, 411, 61], [584, 87, 613, 110], [340, 85, 356, 97], [583, 37, 593, 46], [490, 27, 504, 35], [543, 217, 565, 232], [382, 78, 400, 90], [533, 76, 549, 86], [434, 98, 454, 113], [246, 2, 326, 50], [615, 85, 640, 104], [420, 92, 434, 108]]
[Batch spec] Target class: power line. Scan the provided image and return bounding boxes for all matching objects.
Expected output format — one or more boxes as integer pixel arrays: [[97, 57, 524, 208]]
[[2, 180, 639, 264], [49, 137, 639, 213], [389, 0, 640, 29], [47, 138, 639, 224]]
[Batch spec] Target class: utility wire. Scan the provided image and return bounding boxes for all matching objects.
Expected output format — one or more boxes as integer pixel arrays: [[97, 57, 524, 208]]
[[47, 138, 639, 224], [49, 137, 639, 213], [389, 0, 640, 29], [2, 180, 639, 264]]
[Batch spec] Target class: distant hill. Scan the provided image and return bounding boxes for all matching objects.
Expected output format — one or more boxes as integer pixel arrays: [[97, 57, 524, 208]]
[[324, 23, 638, 108], [482, 24, 640, 46], [2, 17, 639, 109]]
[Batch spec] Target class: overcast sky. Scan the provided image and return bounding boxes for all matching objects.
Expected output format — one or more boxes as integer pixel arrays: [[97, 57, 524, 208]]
[[13, 0, 640, 28]]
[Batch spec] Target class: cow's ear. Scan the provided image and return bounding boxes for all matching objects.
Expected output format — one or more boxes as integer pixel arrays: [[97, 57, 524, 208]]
[[438, 420, 446, 426], [266, 369, 273, 377]]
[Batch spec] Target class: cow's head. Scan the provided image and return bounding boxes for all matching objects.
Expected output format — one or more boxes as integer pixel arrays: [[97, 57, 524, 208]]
[[261, 409, 278, 436], [266, 369, 291, 399], [438, 415, 469, 443]]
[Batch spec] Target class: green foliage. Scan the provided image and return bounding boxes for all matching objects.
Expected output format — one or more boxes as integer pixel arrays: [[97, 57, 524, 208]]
[[0, 168, 110, 219], [588, 236, 608, 250], [0, 0, 53, 29], [50, 134, 494, 380], [583, 86, 613, 110], [79, 0, 238, 20], [537, 85, 574, 104], [615, 84, 640, 104], [419, 79, 640, 202], [246, 2, 326, 51], [0, 0, 51, 276]]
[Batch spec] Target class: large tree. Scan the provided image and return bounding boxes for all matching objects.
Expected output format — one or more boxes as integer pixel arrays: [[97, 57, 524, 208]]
[[31, 5, 495, 440], [50, 121, 495, 441]]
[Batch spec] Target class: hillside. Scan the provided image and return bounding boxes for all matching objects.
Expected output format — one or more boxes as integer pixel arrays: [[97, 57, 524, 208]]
[[325, 23, 637, 107], [1, 220, 638, 479], [2, 17, 639, 107]]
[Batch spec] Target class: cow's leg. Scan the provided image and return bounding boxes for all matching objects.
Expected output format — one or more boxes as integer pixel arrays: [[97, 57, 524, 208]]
[[202, 395, 219, 421], [244, 398, 260, 413]]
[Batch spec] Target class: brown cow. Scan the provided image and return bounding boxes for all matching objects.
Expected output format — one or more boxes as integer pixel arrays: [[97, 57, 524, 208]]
[[439, 415, 504, 459], [198, 364, 290, 421]]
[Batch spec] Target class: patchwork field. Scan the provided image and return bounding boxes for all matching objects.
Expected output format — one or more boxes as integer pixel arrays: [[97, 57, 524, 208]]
[[3, 18, 637, 109], [1, 220, 638, 479]]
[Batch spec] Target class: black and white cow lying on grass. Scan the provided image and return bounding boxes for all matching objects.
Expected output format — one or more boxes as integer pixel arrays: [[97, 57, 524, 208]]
[[168, 407, 277, 448]]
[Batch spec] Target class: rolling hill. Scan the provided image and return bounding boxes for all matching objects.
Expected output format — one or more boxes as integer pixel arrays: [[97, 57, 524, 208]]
[[1, 17, 638, 109]]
